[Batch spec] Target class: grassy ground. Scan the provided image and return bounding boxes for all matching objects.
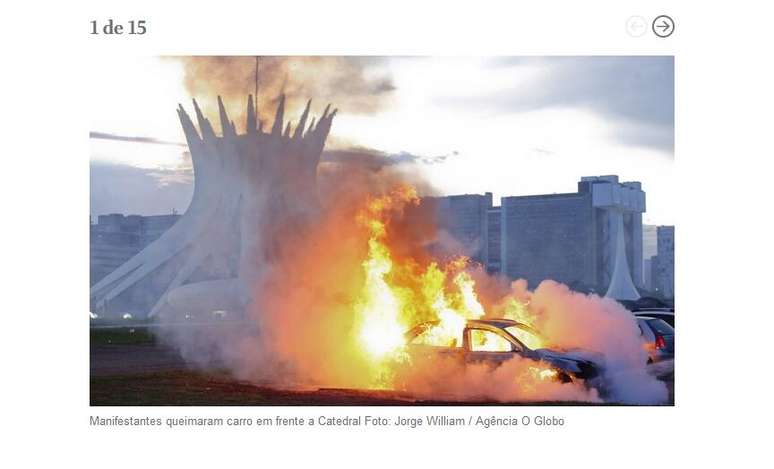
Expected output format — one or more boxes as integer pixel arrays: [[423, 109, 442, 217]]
[[90, 327, 156, 345], [90, 329, 674, 406], [92, 370, 423, 406], [90, 369, 626, 406]]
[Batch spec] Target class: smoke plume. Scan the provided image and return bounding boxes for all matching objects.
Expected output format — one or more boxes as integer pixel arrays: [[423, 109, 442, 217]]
[[148, 78, 667, 404], [173, 56, 395, 133], [157, 162, 667, 404]]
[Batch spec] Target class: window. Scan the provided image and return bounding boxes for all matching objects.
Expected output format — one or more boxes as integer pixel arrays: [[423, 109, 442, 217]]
[[505, 326, 543, 350], [469, 329, 513, 352], [647, 319, 674, 335]]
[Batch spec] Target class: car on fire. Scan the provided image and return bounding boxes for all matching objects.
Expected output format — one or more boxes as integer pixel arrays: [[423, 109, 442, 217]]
[[405, 318, 604, 387]]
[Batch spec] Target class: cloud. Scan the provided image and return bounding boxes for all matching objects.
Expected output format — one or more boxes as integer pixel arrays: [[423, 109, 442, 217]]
[[90, 162, 193, 217], [322, 147, 452, 170], [89, 131, 186, 147], [90, 130, 450, 172], [439, 56, 674, 152], [90, 137, 451, 216]]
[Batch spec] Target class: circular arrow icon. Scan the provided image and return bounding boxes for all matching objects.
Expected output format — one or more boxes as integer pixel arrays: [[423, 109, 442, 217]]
[[652, 15, 675, 38], [626, 16, 648, 38]]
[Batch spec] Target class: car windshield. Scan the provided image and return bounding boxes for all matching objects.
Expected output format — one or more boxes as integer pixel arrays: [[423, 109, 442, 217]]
[[647, 319, 674, 335], [504, 325, 544, 350]]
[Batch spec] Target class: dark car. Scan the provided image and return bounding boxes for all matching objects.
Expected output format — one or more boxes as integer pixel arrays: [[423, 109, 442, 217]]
[[636, 316, 674, 363], [405, 318, 604, 386]]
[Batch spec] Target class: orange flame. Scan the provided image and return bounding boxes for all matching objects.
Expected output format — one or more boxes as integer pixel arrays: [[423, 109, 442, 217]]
[[353, 185, 509, 388], [248, 177, 643, 402]]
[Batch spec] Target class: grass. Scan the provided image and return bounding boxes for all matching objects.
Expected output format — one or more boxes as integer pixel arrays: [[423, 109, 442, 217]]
[[91, 370, 263, 406], [90, 327, 156, 345], [89, 335, 674, 406], [90, 369, 639, 406], [90, 370, 414, 406]]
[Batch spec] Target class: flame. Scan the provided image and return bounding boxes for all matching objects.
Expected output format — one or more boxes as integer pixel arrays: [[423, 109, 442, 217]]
[[246, 181, 627, 402], [353, 185, 417, 386], [353, 185, 506, 387], [536, 367, 558, 380]]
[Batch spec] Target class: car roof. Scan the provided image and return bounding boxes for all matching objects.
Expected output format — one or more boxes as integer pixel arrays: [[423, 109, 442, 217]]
[[467, 318, 542, 337], [467, 318, 521, 328], [407, 318, 535, 335]]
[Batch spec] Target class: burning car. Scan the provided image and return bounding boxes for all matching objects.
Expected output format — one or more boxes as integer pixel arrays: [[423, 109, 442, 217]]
[[405, 318, 605, 387]]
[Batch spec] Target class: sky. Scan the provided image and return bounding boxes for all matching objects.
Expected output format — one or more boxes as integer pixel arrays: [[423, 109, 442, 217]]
[[90, 56, 674, 225]]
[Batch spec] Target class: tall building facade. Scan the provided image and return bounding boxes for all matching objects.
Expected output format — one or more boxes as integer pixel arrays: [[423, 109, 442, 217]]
[[427, 193, 494, 265], [485, 206, 502, 273], [641, 224, 659, 291], [651, 225, 675, 299], [499, 190, 597, 289], [643, 257, 654, 291], [499, 176, 644, 296], [90, 213, 180, 285], [432, 176, 645, 298], [643, 224, 659, 259]]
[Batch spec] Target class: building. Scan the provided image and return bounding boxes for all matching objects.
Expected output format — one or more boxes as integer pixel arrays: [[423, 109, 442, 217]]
[[651, 226, 675, 299], [90, 213, 181, 285], [425, 193, 494, 265], [643, 256, 654, 291], [499, 190, 595, 289], [485, 206, 502, 273], [643, 225, 659, 259], [498, 176, 644, 298], [432, 176, 645, 298], [641, 224, 659, 291], [90, 94, 336, 318]]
